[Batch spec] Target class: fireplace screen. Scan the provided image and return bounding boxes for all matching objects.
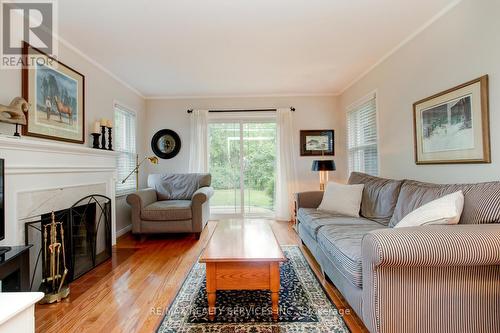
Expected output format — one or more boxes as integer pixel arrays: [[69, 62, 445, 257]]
[[25, 195, 112, 291]]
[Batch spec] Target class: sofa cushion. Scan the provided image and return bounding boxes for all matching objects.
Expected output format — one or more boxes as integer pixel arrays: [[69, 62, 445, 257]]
[[318, 182, 364, 217], [141, 200, 192, 221], [317, 224, 385, 288], [390, 180, 500, 227], [148, 173, 211, 200], [297, 208, 380, 240], [395, 191, 464, 228], [348, 172, 403, 225]]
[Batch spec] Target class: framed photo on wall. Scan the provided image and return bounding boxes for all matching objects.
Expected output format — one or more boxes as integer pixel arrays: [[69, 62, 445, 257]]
[[413, 75, 490, 164], [22, 42, 85, 144], [300, 130, 334, 156]]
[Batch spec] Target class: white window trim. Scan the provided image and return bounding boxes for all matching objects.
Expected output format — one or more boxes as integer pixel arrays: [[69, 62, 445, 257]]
[[113, 100, 138, 117], [207, 111, 276, 123], [346, 90, 381, 176], [346, 91, 377, 111], [114, 100, 138, 196]]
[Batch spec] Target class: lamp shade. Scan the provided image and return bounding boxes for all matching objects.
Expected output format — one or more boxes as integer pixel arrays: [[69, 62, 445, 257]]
[[312, 160, 336, 171]]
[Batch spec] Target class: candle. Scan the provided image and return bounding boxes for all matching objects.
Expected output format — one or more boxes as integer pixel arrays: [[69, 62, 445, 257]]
[[100, 118, 107, 127], [106, 119, 113, 128], [93, 121, 101, 134]]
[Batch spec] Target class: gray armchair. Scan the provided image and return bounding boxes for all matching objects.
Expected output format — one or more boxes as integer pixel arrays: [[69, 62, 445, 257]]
[[126, 173, 214, 239]]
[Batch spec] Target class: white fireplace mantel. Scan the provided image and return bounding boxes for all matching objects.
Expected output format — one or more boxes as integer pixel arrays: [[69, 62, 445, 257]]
[[0, 135, 119, 246], [0, 292, 44, 333]]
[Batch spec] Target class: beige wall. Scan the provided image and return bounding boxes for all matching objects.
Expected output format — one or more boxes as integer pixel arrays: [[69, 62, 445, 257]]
[[145, 95, 341, 192], [5, 0, 496, 235], [338, 0, 500, 184], [0, 41, 147, 234]]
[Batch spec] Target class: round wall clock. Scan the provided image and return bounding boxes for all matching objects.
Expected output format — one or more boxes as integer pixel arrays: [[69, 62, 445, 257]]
[[151, 129, 181, 159]]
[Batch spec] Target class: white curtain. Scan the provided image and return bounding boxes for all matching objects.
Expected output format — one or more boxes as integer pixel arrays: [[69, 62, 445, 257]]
[[275, 108, 298, 221], [188, 109, 209, 173]]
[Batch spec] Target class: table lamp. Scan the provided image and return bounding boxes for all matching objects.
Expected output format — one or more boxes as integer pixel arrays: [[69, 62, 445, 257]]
[[312, 160, 336, 191]]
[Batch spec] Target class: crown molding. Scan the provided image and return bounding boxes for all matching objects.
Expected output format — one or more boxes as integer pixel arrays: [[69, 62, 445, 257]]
[[145, 92, 339, 100], [338, 0, 463, 95], [56, 36, 145, 99]]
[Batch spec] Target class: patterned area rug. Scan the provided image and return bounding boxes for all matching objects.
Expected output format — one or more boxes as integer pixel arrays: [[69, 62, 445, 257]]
[[157, 246, 349, 333]]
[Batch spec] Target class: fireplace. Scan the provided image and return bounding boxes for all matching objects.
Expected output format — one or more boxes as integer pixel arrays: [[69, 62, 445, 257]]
[[24, 195, 111, 291]]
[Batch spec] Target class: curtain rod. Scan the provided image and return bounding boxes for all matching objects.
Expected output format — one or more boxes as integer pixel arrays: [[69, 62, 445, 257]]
[[187, 107, 295, 114]]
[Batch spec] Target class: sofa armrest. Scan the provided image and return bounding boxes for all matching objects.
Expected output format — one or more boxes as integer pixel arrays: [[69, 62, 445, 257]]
[[191, 187, 214, 233], [362, 224, 500, 333], [125, 188, 157, 234], [295, 191, 323, 209], [192, 186, 214, 205], [126, 188, 157, 209], [362, 224, 500, 268]]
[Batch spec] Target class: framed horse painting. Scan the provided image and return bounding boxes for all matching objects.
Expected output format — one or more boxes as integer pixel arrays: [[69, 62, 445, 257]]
[[22, 42, 85, 144]]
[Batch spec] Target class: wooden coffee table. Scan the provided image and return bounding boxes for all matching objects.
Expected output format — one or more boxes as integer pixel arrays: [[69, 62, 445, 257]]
[[199, 220, 286, 321]]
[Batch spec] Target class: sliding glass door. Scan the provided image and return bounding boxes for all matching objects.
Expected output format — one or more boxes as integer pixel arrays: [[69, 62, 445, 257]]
[[242, 122, 276, 216], [208, 118, 276, 217], [208, 123, 242, 215]]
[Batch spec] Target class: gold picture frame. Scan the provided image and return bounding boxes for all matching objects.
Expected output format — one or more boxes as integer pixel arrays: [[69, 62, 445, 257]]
[[413, 75, 490, 164]]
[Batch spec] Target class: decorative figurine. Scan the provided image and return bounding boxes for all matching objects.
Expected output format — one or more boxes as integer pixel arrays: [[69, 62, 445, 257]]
[[0, 97, 30, 137]]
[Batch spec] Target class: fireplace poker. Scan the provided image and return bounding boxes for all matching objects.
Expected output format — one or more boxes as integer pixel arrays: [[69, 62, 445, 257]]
[[58, 268, 68, 293], [56, 244, 60, 288], [43, 225, 48, 282], [58, 223, 68, 293]]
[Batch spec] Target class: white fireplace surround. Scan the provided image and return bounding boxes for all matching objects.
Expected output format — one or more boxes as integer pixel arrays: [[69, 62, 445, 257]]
[[0, 136, 118, 246]]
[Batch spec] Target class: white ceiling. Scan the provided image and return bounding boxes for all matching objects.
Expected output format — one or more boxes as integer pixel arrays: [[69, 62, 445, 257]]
[[58, 0, 459, 98]]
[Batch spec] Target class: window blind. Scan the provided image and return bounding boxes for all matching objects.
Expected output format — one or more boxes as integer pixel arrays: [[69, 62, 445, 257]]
[[347, 95, 379, 176], [114, 104, 137, 195]]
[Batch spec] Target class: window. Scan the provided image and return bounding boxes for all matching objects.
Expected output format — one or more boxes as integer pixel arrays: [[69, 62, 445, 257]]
[[347, 93, 379, 176], [115, 103, 137, 195]]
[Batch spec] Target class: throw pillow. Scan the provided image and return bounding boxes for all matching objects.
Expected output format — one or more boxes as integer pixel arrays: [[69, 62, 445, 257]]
[[317, 182, 364, 217], [394, 191, 464, 228], [348, 172, 403, 225]]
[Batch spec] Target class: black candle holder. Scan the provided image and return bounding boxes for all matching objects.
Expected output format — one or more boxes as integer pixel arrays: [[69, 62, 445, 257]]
[[107, 127, 113, 151], [100, 126, 107, 149], [91, 133, 101, 149], [14, 123, 21, 137]]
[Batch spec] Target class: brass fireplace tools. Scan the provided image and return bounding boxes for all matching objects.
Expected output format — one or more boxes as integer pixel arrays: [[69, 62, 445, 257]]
[[39, 212, 70, 304]]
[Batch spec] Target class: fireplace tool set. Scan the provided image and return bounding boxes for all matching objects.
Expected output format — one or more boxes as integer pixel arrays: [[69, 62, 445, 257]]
[[39, 212, 70, 304]]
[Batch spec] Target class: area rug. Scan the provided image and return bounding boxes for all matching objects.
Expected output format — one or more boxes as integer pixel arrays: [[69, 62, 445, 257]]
[[157, 246, 349, 333]]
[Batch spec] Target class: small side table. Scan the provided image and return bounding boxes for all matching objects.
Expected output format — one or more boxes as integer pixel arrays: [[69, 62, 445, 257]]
[[0, 245, 32, 292]]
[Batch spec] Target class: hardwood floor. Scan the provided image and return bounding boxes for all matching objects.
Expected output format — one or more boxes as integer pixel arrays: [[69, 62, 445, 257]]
[[35, 220, 367, 333]]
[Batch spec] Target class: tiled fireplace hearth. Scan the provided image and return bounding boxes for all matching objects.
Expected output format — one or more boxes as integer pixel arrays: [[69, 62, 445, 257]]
[[0, 136, 118, 248]]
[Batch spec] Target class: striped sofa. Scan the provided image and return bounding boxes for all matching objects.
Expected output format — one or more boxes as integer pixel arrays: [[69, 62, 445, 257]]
[[295, 172, 500, 333]]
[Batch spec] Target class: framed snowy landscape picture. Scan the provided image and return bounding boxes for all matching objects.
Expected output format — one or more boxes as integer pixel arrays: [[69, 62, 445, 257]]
[[413, 76, 490, 164]]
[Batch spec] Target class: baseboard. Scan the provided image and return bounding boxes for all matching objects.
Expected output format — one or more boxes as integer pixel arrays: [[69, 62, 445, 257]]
[[116, 224, 132, 238]]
